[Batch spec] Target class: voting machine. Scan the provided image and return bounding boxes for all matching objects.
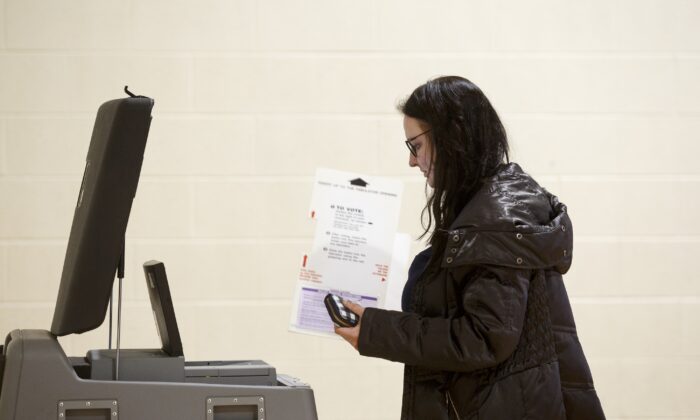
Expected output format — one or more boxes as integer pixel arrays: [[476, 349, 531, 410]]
[[0, 93, 318, 419]]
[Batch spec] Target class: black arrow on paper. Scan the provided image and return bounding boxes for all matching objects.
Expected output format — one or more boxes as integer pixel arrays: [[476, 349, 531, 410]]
[[350, 178, 369, 187]]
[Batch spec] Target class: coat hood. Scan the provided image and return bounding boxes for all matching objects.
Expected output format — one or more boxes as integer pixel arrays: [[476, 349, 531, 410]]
[[441, 163, 573, 274]]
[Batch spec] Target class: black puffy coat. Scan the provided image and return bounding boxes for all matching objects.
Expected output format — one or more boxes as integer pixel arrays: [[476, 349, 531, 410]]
[[358, 163, 605, 419]]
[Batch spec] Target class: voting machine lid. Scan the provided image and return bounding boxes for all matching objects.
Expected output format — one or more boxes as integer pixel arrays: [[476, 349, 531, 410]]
[[51, 94, 154, 337]]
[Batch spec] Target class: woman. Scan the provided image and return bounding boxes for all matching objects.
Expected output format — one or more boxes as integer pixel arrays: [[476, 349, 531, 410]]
[[335, 76, 605, 419]]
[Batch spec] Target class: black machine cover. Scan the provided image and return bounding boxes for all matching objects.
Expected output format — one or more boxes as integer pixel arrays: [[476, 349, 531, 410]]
[[51, 96, 154, 336]]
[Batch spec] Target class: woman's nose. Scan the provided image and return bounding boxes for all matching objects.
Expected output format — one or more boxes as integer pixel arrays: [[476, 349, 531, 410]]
[[408, 153, 417, 167]]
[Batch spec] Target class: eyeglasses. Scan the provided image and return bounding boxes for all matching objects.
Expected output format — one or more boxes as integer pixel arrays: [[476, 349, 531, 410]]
[[404, 129, 431, 157]]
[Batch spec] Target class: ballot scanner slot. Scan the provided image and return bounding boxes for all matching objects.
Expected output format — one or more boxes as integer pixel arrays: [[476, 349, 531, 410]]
[[185, 361, 277, 386]]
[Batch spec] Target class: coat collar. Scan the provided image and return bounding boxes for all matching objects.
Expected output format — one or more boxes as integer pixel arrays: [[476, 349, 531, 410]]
[[441, 163, 573, 273]]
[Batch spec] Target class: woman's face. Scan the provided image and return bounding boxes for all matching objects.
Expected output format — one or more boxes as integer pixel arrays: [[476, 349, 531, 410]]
[[403, 116, 434, 187]]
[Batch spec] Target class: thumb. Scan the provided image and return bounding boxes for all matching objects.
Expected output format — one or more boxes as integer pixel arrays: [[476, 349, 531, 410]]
[[342, 299, 358, 309]]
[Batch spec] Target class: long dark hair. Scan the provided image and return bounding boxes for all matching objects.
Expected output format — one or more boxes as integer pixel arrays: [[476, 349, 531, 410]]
[[398, 76, 509, 270]]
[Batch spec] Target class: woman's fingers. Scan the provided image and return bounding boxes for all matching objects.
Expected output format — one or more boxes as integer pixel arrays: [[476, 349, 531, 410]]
[[342, 300, 365, 317], [333, 299, 364, 351]]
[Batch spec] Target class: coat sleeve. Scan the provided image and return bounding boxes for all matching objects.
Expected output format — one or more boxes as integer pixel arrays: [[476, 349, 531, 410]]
[[357, 266, 530, 372]]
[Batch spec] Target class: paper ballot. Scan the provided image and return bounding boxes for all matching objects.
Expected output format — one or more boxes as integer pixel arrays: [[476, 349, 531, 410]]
[[289, 169, 409, 337]]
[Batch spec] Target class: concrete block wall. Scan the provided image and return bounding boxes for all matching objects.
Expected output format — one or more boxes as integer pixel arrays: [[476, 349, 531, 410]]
[[1, 1, 699, 418]]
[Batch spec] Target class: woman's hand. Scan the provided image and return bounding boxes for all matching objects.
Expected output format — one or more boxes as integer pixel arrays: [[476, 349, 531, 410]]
[[333, 300, 365, 351]]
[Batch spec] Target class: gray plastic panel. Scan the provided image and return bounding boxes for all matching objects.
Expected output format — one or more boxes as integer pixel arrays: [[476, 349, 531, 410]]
[[206, 396, 264, 420], [58, 399, 118, 420]]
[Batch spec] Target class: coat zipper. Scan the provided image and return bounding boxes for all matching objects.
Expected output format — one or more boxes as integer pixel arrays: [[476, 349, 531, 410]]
[[446, 390, 461, 419]]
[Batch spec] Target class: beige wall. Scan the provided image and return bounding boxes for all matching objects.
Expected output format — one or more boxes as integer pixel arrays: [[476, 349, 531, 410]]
[[1, 1, 699, 419]]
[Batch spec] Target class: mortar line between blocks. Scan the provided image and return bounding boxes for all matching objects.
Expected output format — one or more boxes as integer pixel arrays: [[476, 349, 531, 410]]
[[5, 173, 700, 182], [1, 50, 700, 59], [2, 112, 700, 119]]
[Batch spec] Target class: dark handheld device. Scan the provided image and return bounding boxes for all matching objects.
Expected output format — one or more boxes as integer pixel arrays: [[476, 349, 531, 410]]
[[143, 260, 184, 357], [324, 293, 359, 328]]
